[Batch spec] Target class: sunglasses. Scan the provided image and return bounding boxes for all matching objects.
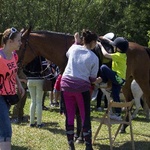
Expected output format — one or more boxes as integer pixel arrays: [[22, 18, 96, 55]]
[[8, 27, 17, 39]]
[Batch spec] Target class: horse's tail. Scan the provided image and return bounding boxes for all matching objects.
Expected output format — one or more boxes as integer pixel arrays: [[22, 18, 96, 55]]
[[145, 47, 150, 87], [145, 47, 150, 58]]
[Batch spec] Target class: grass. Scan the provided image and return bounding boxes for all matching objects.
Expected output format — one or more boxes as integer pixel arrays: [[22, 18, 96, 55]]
[[10, 95, 150, 150]]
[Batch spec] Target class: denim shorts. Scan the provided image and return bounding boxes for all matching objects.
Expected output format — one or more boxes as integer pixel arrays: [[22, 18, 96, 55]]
[[0, 96, 12, 142]]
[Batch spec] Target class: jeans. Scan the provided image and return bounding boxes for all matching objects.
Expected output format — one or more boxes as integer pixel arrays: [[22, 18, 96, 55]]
[[0, 96, 11, 142], [100, 64, 124, 114], [27, 79, 44, 125]]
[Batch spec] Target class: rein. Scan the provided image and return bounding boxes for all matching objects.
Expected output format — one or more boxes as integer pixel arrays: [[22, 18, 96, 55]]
[[23, 60, 60, 80]]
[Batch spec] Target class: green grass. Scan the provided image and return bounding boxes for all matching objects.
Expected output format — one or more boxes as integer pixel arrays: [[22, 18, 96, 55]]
[[11, 95, 150, 150]]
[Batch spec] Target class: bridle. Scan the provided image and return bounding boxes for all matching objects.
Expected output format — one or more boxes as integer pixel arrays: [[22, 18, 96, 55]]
[[18, 31, 60, 79]]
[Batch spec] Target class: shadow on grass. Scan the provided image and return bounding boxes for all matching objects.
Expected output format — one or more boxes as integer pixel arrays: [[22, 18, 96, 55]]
[[94, 141, 150, 150], [12, 145, 28, 150], [133, 116, 150, 123], [44, 122, 66, 136]]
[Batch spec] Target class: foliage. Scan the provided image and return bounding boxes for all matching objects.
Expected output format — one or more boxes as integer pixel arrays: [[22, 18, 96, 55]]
[[0, 0, 150, 45], [147, 31, 150, 48]]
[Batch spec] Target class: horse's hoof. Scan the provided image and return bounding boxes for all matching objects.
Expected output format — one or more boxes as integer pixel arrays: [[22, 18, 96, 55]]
[[119, 129, 126, 134]]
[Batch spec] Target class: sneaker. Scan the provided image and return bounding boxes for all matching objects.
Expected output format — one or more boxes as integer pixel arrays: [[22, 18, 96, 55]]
[[75, 137, 84, 144], [53, 102, 59, 107], [37, 123, 45, 128], [30, 123, 36, 127], [97, 107, 102, 111], [110, 114, 122, 121], [18, 116, 28, 123], [42, 106, 49, 110], [91, 87, 98, 101], [50, 103, 55, 107], [11, 118, 19, 124]]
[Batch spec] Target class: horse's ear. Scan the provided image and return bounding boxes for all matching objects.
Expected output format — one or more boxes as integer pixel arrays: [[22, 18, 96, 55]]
[[28, 25, 32, 33], [20, 28, 26, 34], [21, 26, 32, 37]]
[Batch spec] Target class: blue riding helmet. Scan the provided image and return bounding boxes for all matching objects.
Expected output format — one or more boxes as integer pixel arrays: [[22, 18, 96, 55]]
[[112, 37, 129, 53]]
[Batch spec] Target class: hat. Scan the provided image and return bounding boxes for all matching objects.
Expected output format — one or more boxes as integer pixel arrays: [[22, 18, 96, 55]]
[[112, 37, 129, 53]]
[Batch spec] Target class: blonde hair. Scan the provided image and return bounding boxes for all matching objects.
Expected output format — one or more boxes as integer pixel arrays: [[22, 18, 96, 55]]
[[0, 28, 19, 46]]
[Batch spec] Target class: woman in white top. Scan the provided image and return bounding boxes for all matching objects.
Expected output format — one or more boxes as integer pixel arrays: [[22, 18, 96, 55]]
[[61, 29, 101, 150]]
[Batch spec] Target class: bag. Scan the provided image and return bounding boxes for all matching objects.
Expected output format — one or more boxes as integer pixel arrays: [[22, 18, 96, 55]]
[[3, 94, 19, 105], [43, 78, 53, 91]]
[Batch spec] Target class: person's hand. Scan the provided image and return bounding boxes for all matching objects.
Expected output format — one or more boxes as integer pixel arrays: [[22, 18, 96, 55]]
[[74, 32, 81, 44], [96, 77, 102, 84], [93, 77, 102, 84], [99, 36, 104, 40], [97, 41, 102, 47]]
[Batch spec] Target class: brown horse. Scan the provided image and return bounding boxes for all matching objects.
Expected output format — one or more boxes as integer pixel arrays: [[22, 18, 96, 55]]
[[19, 27, 150, 107], [123, 42, 150, 107]]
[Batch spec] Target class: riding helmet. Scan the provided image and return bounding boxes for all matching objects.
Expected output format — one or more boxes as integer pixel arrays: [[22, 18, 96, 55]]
[[113, 37, 129, 53]]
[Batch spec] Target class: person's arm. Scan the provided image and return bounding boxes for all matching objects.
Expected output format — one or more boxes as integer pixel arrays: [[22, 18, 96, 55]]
[[97, 42, 112, 59]]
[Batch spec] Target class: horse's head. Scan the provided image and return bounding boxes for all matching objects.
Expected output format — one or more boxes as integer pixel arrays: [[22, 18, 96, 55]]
[[17, 26, 36, 67], [92, 35, 115, 68]]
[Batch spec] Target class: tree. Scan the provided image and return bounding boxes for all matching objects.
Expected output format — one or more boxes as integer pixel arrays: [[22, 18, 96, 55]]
[[0, 0, 150, 46]]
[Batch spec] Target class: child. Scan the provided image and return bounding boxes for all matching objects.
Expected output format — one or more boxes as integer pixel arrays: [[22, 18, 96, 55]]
[[97, 37, 129, 120]]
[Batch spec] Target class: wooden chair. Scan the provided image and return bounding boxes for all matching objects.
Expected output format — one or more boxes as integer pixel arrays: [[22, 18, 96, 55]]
[[93, 100, 135, 150]]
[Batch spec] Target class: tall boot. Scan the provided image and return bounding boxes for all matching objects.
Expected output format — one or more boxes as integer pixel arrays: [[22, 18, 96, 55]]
[[0, 141, 11, 150], [68, 142, 75, 150], [85, 143, 93, 150], [66, 125, 75, 150], [83, 129, 93, 150]]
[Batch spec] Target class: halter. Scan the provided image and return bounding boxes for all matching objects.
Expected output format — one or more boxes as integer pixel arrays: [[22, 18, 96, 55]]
[[18, 33, 38, 69]]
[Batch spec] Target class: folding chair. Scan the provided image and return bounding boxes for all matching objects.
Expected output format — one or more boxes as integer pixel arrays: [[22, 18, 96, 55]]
[[93, 100, 135, 150]]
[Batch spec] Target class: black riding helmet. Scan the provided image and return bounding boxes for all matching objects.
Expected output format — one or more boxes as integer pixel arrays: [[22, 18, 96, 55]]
[[112, 37, 129, 53]]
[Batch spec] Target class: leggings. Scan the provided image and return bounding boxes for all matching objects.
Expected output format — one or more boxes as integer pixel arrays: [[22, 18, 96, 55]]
[[61, 90, 92, 145], [27, 79, 44, 125]]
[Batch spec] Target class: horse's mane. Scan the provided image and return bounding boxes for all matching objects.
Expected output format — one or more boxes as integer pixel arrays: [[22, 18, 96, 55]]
[[31, 30, 73, 37]]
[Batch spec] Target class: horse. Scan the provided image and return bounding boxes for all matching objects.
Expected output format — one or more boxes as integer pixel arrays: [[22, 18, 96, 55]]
[[98, 37, 150, 132]]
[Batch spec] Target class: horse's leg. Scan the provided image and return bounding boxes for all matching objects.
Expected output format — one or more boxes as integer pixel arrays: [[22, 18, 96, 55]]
[[133, 71, 150, 119], [131, 80, 143, 119], [142, 96, 150, 119], [120, 76, 133, 133], [122, 76, 133, 102]]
